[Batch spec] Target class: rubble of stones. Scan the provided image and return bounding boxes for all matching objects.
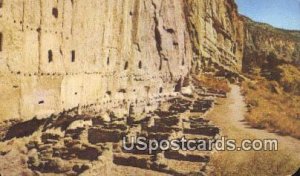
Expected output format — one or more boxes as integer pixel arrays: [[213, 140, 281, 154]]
[[0, 87, 225, 176]]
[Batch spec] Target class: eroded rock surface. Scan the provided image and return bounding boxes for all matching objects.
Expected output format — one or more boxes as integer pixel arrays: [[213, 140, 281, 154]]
[[0, 0, 243, 121], [242, 16, 300, 73]]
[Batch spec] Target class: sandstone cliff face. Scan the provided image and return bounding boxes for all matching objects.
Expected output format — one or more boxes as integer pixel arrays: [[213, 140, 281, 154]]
[[242, 16, 300, 73], [185, 0, 244, 75], [0, 0, 242, 121]]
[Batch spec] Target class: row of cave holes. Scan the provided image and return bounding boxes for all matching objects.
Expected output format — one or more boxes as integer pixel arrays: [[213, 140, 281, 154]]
[[48, 50, 75, 63], [37, 87, 163, 105], [124, 61, 142, 70], [107, 57, 143, 70], [1, 32, 183, 70], [48, 51, 185, 70], [106, 87, 163, 96], [48, 52, 185, 72], [48, 51, 143, 70], [0, 33, 178, 69]]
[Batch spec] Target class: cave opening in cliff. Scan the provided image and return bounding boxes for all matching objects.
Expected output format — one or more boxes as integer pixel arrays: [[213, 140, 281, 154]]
[[138, 61, 142, 69], [106, 91, 112, 96], [48, 50, 53, 63], [159, 87, 163, 93], [233, 43, 237, 54], [71, 50, 75, 62], [174, 78, 182, 92], [52, 7, 58, 18], [124, 61, 128, 70], [0, 32, 2, 52], [0, 0, 3, 9], [119, 89, 126, 93]]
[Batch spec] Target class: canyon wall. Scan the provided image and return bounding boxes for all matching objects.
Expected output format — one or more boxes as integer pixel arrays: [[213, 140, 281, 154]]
[[0, 0, 243, 121], [242, 16, 300, 73], [185, 0, 244, 75]]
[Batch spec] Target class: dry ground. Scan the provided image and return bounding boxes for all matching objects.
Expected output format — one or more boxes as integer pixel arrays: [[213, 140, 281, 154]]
[[206, 85, 300, 176]]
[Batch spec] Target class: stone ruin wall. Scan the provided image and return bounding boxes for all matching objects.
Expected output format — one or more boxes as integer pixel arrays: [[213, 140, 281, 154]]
[[0, 0, 243, 121]]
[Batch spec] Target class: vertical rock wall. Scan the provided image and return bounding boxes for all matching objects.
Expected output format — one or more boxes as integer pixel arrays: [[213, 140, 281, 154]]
[[184, 0, 244, 75], [0, 0, 242, 121]]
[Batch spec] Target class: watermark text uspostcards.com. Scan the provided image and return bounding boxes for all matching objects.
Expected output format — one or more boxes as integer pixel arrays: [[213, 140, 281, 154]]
[[122, 136, 278, 154]]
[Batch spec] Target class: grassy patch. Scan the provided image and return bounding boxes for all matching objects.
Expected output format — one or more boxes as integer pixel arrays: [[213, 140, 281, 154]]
[[241, 77, 300, 139], [210, 151, 299, 176], [277, 64, 300, 95], [194, 74, 231, 93]]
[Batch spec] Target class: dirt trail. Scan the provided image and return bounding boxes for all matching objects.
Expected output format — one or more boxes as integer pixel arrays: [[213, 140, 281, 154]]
[[206, 84, 300, 160]]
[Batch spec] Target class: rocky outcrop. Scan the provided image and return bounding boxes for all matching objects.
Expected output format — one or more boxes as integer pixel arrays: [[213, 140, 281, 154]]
[[0, 0, 243, 121], [241, 16, 300, 73], [185, 0, 244, 75]]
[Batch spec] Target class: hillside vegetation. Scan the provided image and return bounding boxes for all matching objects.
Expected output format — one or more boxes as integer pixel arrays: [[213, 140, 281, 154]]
[[241, 15, 300, 139], [241, 63, 300, 139]]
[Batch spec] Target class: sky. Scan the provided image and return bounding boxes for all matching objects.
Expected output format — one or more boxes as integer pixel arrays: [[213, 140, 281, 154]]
[[236, 0, 300, 30]]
